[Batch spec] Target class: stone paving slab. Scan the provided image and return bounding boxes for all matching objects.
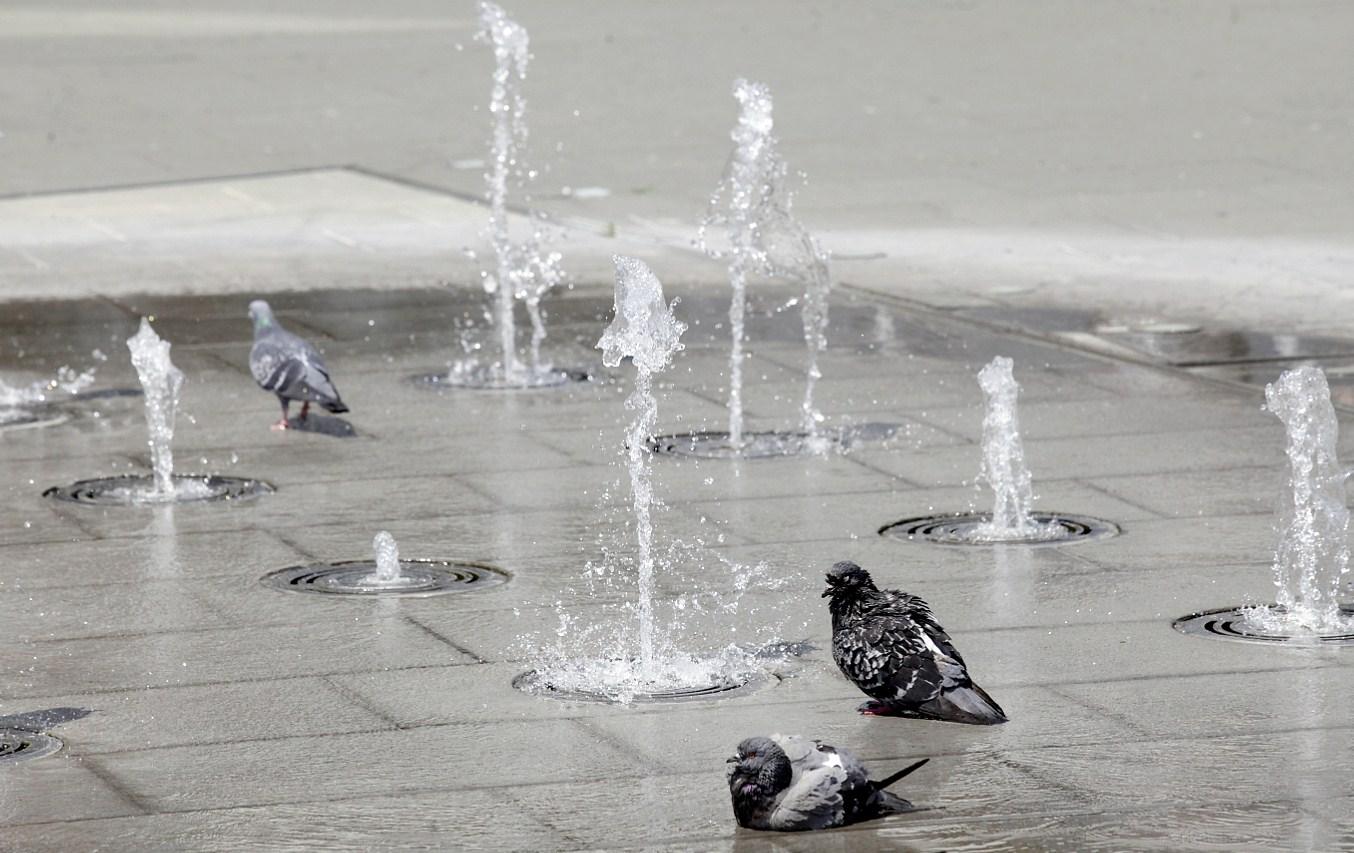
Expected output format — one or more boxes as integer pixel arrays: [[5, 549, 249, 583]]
[[4, 282, 1353, 852], [92, 719, 639, 813]]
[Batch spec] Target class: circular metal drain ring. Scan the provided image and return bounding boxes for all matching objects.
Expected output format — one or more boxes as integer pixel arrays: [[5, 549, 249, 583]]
[[649, 430, 826, 460], [43, 475, 274, 506], [260, 559, 509, 597], [1173, 606, 1354, 646], [409, 367, 590, 391], [879, 512, 1120, 547], [0, 730, 63, 764], [512, 669, 775, 704]]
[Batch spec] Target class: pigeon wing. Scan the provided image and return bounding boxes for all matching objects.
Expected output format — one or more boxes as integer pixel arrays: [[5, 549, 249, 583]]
[[833, 591, 958, 704], [811, 742, 880, 824], [765, 735, 848, 831], [889, 589, 968, 668], [250, 331, 343, 407]]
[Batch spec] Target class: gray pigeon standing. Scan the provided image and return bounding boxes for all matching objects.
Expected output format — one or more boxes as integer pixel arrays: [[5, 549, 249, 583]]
[[824, 561, 1007, 725], [248, 300, 348, 429], [726, 734, 928, 831]]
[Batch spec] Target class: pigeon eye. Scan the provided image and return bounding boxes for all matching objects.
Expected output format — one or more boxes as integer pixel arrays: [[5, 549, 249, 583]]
[[746, 752, 756, 758]]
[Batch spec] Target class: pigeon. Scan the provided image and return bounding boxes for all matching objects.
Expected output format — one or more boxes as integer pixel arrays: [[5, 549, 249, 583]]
[[726, 734, 928, 832], [824, 561, 1007, 725], [248, 300, 348, 429]]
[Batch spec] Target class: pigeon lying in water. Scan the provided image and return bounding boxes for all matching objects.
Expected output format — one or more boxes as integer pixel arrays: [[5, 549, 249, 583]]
[[248, 300, 348, 430], [727, 734, 928, 831], [824, 561, 1007, 725]]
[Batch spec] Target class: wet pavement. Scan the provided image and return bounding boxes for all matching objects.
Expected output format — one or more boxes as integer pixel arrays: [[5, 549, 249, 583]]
[[3, 2, 1354, 849], [3, 280, 1353, 852]]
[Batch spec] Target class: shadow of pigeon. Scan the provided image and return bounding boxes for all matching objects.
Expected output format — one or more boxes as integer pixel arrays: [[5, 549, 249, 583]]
[[285, 414, 358, 438], [0, 707, 93, 733]]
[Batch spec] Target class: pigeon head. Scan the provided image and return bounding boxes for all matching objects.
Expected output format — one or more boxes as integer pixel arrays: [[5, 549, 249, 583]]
[[248, 300, 275, 331], [727, 736, 792, 802], [822, 560, 876, 598]]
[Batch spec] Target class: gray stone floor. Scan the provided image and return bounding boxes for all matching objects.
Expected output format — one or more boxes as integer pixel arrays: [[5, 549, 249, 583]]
[[2, 2, 1354, 850], [2, 280, 1352, 851]]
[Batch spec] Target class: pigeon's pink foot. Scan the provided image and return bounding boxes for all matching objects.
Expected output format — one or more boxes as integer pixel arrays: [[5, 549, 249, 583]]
[[299, 402, 311, 422], [857, 700, 904, 717], [270, 419, 290, 431]]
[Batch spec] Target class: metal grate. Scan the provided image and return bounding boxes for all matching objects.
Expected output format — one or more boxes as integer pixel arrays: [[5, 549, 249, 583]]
[[260, 559, 509, 597], [1173, 606, 1354, 646], [0, 730, 63, 765], [512, 670, 772, 704], [879, 512, 1120, 546], [43, 475, 274, 506]]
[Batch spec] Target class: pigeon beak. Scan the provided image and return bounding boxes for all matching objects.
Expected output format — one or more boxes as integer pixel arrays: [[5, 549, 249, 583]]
[[725, 755, 739, 764], [821, 577, 837, 597]]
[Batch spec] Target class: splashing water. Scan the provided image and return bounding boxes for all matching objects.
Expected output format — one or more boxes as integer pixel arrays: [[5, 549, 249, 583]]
[[697, 78, 833, 449], [0, 363, 99, 422], [521, 257, 810, 702], [971, 357, 1060, 542], [525, 530, 809, 704], [126, 318, 185, 500], [362, 530, 403, 587], [1245, 367, 1354, 635], [473, 1, 564, 382]]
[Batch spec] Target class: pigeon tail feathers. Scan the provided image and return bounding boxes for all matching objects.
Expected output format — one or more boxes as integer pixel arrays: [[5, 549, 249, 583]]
[[871, 758, 929, 792], [920, 683, 1008, 725], [870, 789, 916, 817]]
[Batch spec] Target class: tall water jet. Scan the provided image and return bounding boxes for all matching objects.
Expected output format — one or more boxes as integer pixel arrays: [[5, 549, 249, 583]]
[[464, 0, 565, 386], [126, 318, 185, 500], [596, 255, 686, 669], [973, 357, 1056, 541], [796, 253, 831, 442], [1249, 367, 1352, 634], [516, 257, 808, 703], [697, 78, 833, 451]]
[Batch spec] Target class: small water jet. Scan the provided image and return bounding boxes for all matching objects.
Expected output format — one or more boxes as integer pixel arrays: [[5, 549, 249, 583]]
[[260, 531, 508, 597], [419, 1, 581, 391], [689, 77, 835, 457], [880, 357, 1118, 546], [362, 530, 404, 587], [518, 256, 797, 704], [971, 356, 1062, 542], [43, 319, 271, 506], [1175, 366, 1354, 645]]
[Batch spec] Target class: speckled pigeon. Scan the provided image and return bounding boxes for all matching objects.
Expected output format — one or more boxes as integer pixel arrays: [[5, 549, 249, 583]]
[[248, 300, 348, 429], [824, 561, 1007, 725], [726, 734, 927, 831]]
